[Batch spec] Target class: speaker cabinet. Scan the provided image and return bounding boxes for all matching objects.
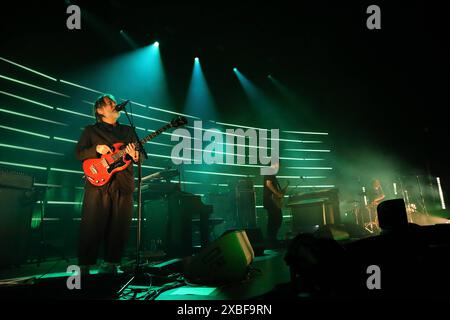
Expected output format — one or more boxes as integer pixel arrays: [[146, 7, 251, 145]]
[[184, 230, 254, 284], [0, 170, 34, 267]]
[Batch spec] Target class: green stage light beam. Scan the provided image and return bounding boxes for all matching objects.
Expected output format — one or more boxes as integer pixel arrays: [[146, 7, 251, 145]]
[[233, 68, 282, 125], [119, 30, 139, 49], [184, 57, 217, 120]]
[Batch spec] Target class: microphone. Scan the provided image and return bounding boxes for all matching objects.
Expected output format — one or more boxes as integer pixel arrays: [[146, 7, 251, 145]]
[[115, 100, 130, 111]]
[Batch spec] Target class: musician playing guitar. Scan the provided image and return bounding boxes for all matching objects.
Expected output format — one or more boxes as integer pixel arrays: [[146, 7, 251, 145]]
[[263, 160, 286, 247], [75, 94, 141, 276]]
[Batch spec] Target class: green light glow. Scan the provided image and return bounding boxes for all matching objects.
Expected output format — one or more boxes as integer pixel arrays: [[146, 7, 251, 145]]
[[0, 57, 57, 81], [0, 143, 64, 155], [0, 75, 69, 97], [0, 125, 50, 138], [0, 90, 55, 109]]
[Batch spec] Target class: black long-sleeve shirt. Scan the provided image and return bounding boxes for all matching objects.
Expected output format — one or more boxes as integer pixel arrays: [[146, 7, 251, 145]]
[[76, 121, 138, 194], [263, 175, 281, 208]]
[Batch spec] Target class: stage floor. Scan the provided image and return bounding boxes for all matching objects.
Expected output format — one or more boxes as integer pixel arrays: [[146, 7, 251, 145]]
[[0, 249, 292, 300]]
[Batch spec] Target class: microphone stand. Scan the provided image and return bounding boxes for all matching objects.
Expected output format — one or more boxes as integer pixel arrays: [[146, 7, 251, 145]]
[[117, 102, 149, 297]]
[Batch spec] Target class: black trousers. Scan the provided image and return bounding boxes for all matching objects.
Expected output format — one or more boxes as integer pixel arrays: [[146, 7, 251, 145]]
[[78, 185, 133, 265], [264, 201, 283, 241]]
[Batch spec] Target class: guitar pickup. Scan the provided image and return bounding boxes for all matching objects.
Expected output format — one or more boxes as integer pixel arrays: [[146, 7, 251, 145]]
[[100, 158, 109, 168], [90, 165, 98, 174]]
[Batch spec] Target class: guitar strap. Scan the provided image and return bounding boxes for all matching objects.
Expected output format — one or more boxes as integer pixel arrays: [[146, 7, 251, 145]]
[[275, 177, 281, 191]]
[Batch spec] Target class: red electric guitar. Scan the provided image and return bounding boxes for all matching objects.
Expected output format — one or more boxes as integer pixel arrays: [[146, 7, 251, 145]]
[[83, 116, 187, 186]]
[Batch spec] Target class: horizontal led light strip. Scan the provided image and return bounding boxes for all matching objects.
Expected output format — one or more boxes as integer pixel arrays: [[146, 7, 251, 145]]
[[277, 176, 327, 179], [147, 105, 200, 120], [184, 147, 256, 159], [141, 165, 166, 170], [0, 125, 50, 138], [213, 121, 329, 136], [50, 168, 83, 174], [56, 108, 95, 119], [127, 112, 168, 124], [53, 136, 77, 143], [286, 167, 333, 170], [253, 184, 335, 188], [147, 141, 173, 147], [34, 183, 84, 190], [260, 137, 322, 143], [0, 90, 54, 109], [0, 57, 57, 81], [147, 153, 191, 162], [280, 157, 324, 161], [0, 75, 70, 97], [283, 130, 328, 135], [44, 201, 83, 205], [0, 161, 47, 170], [59, 79, 104, 94], [211, 121, 261, 131], [0, 108, 68, 126], [285, 149, 330, 152], [0, 143, 64, 156], [184, 170, 253, 178]]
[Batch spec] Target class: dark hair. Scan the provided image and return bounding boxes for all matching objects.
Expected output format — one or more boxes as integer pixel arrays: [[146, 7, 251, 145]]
[[93, 94, 116, 122]]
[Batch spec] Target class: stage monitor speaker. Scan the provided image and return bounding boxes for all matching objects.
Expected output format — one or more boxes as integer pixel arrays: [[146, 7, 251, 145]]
[[223, 227, 265, 256], [314, 223, 371, 241], [184, 230, 254, 284], [377, 199, 409, 232]]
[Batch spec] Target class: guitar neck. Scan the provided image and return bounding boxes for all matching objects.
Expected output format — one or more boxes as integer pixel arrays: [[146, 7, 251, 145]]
[[111, 123, 173, 161]]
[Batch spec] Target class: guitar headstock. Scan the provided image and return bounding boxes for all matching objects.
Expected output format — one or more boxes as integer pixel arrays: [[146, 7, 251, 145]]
[[170, 116, 188, 128]]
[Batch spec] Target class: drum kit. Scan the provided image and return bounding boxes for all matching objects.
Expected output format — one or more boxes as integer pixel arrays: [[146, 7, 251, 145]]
[[343, 199, 380, 233], [342, 176, 432, 232]]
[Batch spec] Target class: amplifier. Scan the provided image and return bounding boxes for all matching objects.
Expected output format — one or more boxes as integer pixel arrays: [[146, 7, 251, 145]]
[[0, 169, 34, 190]]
